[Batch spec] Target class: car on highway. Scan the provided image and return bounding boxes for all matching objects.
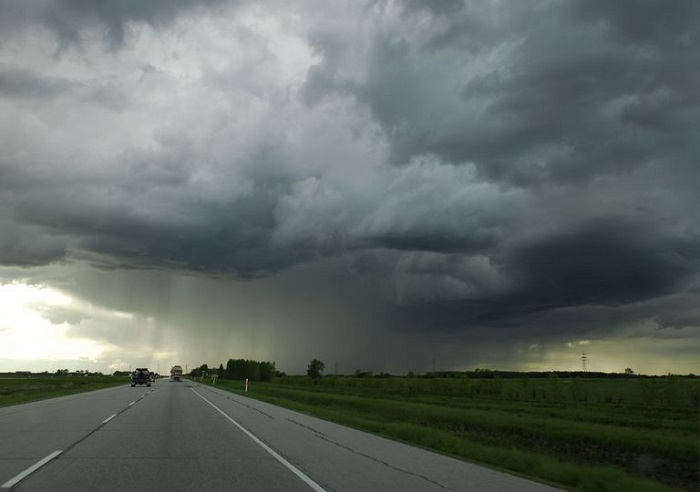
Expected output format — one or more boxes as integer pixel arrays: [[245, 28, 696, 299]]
[[131, 368, 152, 387]]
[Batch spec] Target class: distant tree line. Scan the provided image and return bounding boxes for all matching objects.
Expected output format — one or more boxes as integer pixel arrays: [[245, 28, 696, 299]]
[[301, 365, 697, 380], [179, 359, 699, 383], [189, 359, 277, 382], [0, 370, 107, 377], [422, 370, 697, 379]]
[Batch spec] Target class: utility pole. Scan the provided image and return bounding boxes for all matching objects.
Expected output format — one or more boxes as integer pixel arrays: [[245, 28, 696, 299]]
[[581, 351, 587, 373]]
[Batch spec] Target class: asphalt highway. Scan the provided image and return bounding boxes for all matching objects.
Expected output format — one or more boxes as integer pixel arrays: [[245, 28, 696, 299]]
[[0, 379, 561, 491]]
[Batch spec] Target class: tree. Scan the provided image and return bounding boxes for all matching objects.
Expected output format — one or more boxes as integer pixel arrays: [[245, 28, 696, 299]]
[[624, 368, 634, 375], [225, 359, 235, 379], [259, 361, 276, 382], [307, 359, 325, 380], [190, 363, 209, 378]]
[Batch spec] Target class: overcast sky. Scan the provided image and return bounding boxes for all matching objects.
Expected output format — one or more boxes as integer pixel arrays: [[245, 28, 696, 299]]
[[1, 0, 698, 376]]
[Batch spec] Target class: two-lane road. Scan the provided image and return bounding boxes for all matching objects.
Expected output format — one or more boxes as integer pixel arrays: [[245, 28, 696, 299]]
[[0, 380, 561, 491]]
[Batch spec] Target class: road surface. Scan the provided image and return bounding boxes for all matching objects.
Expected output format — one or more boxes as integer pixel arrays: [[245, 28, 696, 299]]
[[0, 379, 561, 491]]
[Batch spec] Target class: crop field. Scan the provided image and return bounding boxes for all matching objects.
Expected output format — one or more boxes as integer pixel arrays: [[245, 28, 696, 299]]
[[0, 375, 129, 407], [208, 375, 699, 492]]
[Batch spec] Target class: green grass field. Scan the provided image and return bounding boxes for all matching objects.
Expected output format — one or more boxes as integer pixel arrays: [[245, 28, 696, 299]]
[[205, 375, 699, 492], [0, 375, 129, 407]]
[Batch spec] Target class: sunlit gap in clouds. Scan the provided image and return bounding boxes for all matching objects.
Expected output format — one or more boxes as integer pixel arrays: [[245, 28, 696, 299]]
[[0, 281, 120, 370]]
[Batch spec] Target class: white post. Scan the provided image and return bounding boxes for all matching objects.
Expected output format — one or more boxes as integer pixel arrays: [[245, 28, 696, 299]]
[[245, 378, 248, 393]]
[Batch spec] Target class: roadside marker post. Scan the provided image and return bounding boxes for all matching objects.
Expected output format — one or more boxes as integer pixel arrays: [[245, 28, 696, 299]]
[[245, 378, 248, 393]]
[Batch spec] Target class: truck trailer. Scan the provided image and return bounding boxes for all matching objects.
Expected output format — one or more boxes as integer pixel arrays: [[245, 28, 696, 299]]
[[170, 365, 183, 382]]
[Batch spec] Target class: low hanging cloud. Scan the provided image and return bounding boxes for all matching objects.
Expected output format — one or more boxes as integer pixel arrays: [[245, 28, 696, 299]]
[[0, 0, 698, 373]]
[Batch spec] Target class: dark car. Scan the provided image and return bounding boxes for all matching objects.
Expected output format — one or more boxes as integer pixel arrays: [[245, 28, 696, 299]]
[[131, 368, 152, 387]]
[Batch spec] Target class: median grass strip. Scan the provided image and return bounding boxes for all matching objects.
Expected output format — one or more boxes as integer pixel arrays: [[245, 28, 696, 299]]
[[206, 377, 696, 492]]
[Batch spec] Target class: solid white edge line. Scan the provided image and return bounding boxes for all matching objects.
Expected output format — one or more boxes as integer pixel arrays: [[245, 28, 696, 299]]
[[190, 388, 326, 492], [1, 450, 62, 489], [128, 401, 135, 406], [102, 414, 117, 424]]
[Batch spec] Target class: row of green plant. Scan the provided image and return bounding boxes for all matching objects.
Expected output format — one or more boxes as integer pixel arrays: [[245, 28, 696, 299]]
[[207, 378, 697, 491], [0, 375, 129, 407], [274, 373, 700, 409]]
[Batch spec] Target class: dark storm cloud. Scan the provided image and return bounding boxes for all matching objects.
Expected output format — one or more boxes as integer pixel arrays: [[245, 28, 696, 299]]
[[1, 1, 698, 373], [493, 218, 698, 315], [390, 215, 699, 325], [0, 0, 228, 50], [0, 221, 67, 267], [0, 66, 74, 99], [293, 1, 700, 343], [571, 0, 700, 47], [0, 65, 127, 111], [365, 231, 497, 255], [307, 0, 698, 187], [11, 172, 294, 276]]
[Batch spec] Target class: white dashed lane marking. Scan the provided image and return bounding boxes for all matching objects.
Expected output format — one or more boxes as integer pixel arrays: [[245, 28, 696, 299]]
[[1, 450, 62, 489]]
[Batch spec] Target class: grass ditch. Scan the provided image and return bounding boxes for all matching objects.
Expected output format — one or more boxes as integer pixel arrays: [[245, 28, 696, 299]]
[[205, 377, 697, 492]]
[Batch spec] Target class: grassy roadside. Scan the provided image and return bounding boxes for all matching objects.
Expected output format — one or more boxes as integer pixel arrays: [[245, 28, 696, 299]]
[[0, 376, 130, 407], [203, 378, 696, 492]]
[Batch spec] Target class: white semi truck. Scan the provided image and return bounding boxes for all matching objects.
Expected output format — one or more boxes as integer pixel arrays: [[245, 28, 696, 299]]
[[170, 365, 183, 382]]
